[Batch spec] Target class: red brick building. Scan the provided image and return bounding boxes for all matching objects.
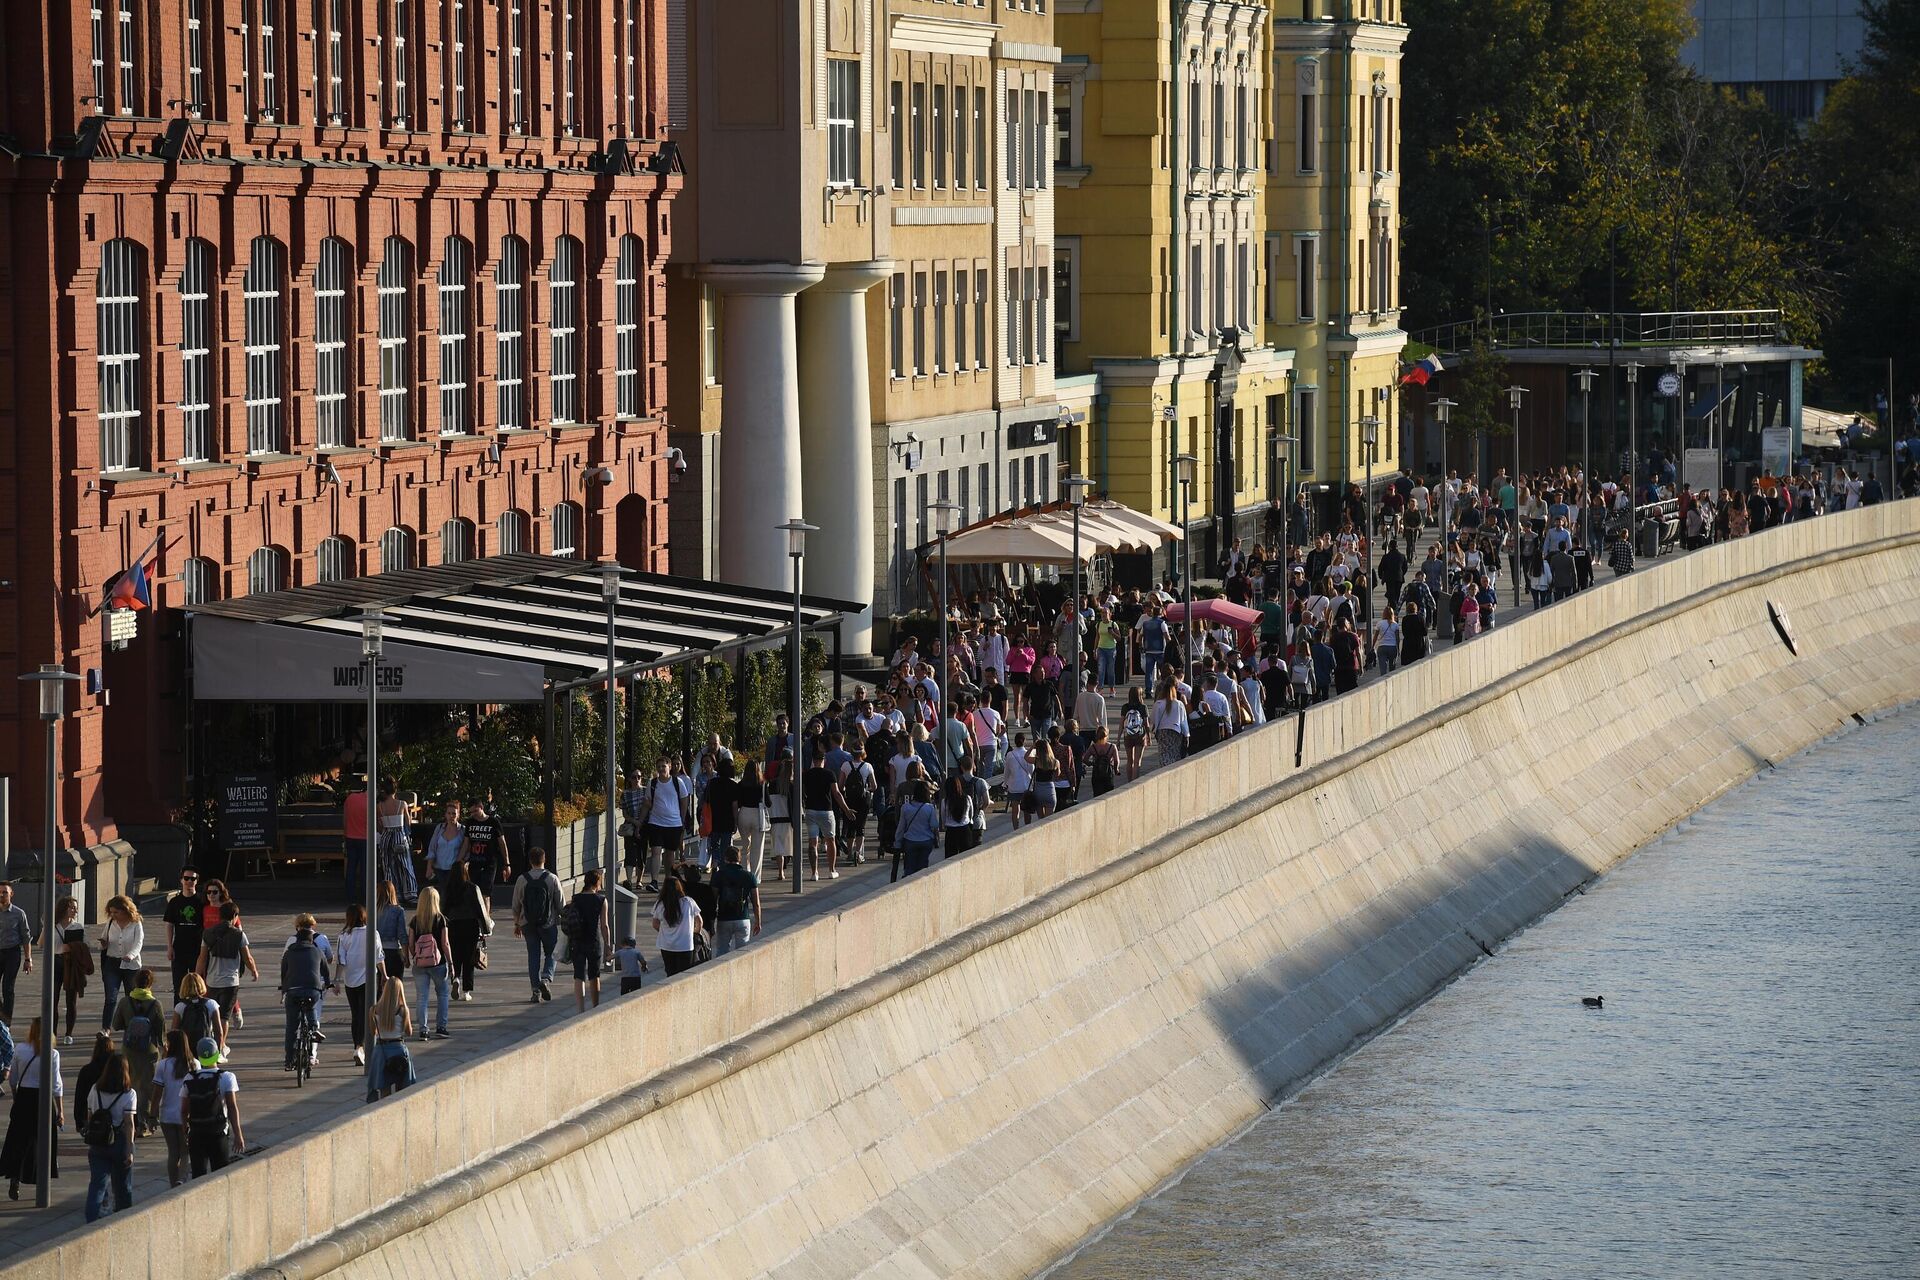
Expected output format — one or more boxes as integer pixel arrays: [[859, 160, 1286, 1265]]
[[0, 0, 681, 874]]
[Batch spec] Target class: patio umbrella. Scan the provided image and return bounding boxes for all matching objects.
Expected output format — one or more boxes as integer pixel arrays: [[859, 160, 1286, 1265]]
[[1087, 501, 1183, 543], [939, 519, 1084, 565], [1028, 508, 1156, 553]]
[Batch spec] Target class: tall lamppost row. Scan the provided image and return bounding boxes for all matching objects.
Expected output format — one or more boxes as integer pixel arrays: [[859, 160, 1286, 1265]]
[[1064, 475, 1093, 698], [929, 499, 962, 767], [1174, 452, 1197, 685], [597, 562, 624, 888], [779, 519, 816, 896], [356, 611, 384, 1068], [1505, 386, 1528, 607], [19, 662, 79, 1207]]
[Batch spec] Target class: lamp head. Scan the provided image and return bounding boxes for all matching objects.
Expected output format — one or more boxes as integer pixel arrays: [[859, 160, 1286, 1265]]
[[1506, 385, 1528, 410], [1359, 416, 1379, 447], [1625, 361, 1642, 385], [597, 560, 624, 603], [1063, 475, 1092, 507], [357, 610, 387, 660], [1435, 397, 1457, 425], [1573, 368, 1597, 392], [779, 518, 818, 559], [929, 501, 962, 537], [1173, 453, 1197, 486]]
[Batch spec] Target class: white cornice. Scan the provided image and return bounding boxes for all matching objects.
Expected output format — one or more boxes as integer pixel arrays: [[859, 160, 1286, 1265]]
[[889, 14, 1000, 57], [998, 40, 1063, 64]]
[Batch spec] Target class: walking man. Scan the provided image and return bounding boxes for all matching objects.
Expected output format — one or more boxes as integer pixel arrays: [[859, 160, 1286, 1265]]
[[512, 848, 565, 1002], [711, 846, 762, 956]]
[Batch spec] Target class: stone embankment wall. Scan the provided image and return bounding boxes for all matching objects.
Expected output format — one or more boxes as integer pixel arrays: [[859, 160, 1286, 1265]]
[[13, 503, 1920, 1280]]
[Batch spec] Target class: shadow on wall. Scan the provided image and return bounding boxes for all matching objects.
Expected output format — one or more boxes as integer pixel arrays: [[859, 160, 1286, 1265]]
[[1204, 831, 1595, 1105]]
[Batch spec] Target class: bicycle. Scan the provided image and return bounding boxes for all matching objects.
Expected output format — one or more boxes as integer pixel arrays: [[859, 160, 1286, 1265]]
[[289, 994, 319, 1087]]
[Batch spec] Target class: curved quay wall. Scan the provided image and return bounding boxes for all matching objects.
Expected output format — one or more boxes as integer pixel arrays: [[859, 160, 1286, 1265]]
[[13, 503, 1920, 1280]]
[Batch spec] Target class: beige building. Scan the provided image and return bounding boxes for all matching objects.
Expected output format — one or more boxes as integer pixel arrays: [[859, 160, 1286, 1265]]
[[667, 0, 1065, 653]]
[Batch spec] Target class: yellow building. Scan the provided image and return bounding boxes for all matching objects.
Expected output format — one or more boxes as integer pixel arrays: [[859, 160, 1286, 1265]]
[[1055, 0, 1405, 564]]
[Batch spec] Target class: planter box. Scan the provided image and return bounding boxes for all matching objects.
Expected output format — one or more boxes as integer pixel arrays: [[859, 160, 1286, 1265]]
[[530, 810, 620, 890]]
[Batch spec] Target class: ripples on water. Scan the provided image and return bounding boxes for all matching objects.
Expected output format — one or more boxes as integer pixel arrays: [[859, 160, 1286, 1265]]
[[1052, 710, 1920, 1280]]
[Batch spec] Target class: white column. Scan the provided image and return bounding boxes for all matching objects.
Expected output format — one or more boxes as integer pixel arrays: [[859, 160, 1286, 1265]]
[[798, 260, 892, 657], [706, 263, 825, 591]]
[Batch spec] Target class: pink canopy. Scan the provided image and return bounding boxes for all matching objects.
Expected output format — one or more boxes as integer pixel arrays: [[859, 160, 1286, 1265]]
[[1162, 598, 1262, 630]]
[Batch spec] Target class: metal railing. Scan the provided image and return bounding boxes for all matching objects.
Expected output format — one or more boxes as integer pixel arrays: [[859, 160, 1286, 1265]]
[[1412, 310, 1790, 358]]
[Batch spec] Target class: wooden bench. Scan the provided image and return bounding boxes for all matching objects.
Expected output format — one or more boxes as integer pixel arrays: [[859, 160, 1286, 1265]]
[[270, 808, 347, 878]]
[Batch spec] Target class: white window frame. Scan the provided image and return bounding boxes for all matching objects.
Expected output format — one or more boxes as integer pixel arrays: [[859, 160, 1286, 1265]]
[[1296, 235, 1319, 323], [325, 0, 348, 122], [387, 0, 409, 127], [890, 272, 905, 379], [507, 0, 525, 130], [315, 237, 351, 448], [437, 236, 472, 436], [378, 237, 413, 440], [97, 239, 144, 472], [318, 536, 353, 583], [440, 518, 473, 563], [185, 0, 207, 114], [381, 527, 414, 572], [549, 237, 581, 423], [495, 237, 528, 430], [448, 0, 469, 129], [183, 557, 216, 604], [247, 546, 284, 595], [243, 236, 286, 456], [559, 0, 578, 134], [179, 238, 215, 461], [827, 58, 860, 186], [550, 502, 580, 558], [497, 510, 527, 554], [616, 235, 643, 415]]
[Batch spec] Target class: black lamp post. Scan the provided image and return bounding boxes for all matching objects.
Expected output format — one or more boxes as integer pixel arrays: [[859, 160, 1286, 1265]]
[[355, 611, 384, 1064], [1174, 452, 1197, 685], [778, 520, 816, 895], [1573, 368, 1597, 548], [18, 663, 78, 1207]]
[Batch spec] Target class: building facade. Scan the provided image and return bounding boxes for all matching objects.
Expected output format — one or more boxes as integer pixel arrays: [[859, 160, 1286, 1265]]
[[1682, 0, 1867, 121], [0, 0, 679, 866], [666, 0, 1064, 654], [1055, 0, 1405, 564]]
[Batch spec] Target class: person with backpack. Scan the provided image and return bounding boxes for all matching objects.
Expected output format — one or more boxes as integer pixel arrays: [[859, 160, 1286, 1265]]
[[837, 741, 876, 866], [566, 869, 614, 1010], [74, 1032, 115, 1140], [364, 981, 415, 1102], [81, 1046, 136, 1220], [1120, 687, 1149, 782], [150, 1029, 193, 1186], [172, 973, 227, 1067], [440, 860, 494, 1003], [512, 848, 565, 1003], [183, 1037, 244, 1176], [711, 846, 760, 956], [409, 888, 452, 1039], [194, 899, 258, 1033], [940, 762, 983, 858], [280, 924, 332, 1071], [647, 875, 701, 978], [636, 758, 688, 893], [376, 879, 410, 983], [1086, 726, 1120, 797], [108, 966, 163, 1136]]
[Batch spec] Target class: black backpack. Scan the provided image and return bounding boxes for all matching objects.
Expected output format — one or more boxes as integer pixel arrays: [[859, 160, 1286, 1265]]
[[522, 871, 559, 929], [84, 1091, 128, 1148], [1190, 711, 1224, 752], [1090, 748, 1116, 795], [123, 996, 163, 1055], [841, 762, 872, 809], [185, 1071, 229, 1138], [181, 997, 216, 1049]]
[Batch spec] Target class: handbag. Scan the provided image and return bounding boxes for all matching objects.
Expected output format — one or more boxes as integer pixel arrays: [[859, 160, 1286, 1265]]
[[693, 930, 712, 964], [475, 940, 489, 971]]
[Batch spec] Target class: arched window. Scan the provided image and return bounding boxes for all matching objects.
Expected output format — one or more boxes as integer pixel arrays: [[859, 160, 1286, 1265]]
[[614, 234, 642, 418], [247, 546, 287, 595], [181, 556, 218, 605], [549, 501, 581, 558], [549, 236, 581, 424], [315, 238, 353, 448], [178, 238, 215, 462], [495, 236, 528, 429], [378, 236, 414, 441], [440, 518, 473, 563], [496, 509, 528, 555], [317, 536, 354, 583], [243, 236, 287, 454], [97, 239, 146, 472], [438, 236, 472, 436], [380, 527, 415, 573]]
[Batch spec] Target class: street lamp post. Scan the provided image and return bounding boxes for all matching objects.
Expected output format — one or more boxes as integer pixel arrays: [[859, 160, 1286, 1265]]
[[19, 663, 78, 1207], [596, 563, 624, 885], [1358, 417, 1378, 634], [1672, 358, 1688, 505], [1573, 368, 1597, 549], [1063, 475, 1093, 697], [1434, 397, 1457, 550], [1160, 403, 1180, 583], [1174, 453, 1197, 685], [1505, 386, 1528, 607], [929, 499, 962, 762], [779, 519, 817, 896], [1713, 351, 1728, 494], [356, 612, 384, 1060], [1625, 362, 1642, 552]]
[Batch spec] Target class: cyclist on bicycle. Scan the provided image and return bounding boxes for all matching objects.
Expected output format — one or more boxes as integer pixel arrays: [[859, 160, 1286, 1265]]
[[279, 926, 332, 1072]]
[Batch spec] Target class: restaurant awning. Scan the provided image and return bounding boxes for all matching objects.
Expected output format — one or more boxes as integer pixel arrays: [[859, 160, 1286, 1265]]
[[938, 520, 1085, 566], [188, 553, 861, 703]]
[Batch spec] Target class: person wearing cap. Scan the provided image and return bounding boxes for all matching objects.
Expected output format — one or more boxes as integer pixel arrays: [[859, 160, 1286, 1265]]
[[183, 1037, 244, 1177]]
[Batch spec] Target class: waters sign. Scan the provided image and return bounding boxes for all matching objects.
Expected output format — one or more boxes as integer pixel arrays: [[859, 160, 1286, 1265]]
[[218, 772, 278, 851]]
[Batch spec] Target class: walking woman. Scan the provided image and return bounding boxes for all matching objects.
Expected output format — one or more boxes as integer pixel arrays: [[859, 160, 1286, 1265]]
[[1150, 681, 1190, 766], [335, 904, 374, 1068], [1120, 687, 1149, 782], [151, 1029, 193, 1187], [56, 894, 89, 1046], [81, 1048, 136, 1221], [408, 887, 452, 1041], [100, 895, 144, 1029], [649, 877, 703, 977], [1373, 605, 1402, 673], [733, 761, 770, 882], [440, 861, 493, 1002], [893, 780, 941, 876], [376, 779, 419, 906], [364, 979, 416, 1103], [108, 966, 163, 1135], [377, 880, 409, 982], [1027, 741, 1060, 820], [1, 1018, 63, 1199]]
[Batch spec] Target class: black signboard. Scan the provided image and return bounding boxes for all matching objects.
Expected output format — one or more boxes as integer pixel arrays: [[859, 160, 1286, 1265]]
[[217, 772, 278, 851]]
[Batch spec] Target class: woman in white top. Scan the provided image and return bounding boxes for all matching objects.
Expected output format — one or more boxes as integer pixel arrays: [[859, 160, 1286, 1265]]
[[1372, 606, 1403, 672], [335, 904, 375, 1068], [82, 1049, 137, 1221], [1, 1017, 64, 1197], [649, 878, 704, 977], [151, 1029, 194, 1187], [101, 895, 144, 1030], [1149, 685, 1190, 766]]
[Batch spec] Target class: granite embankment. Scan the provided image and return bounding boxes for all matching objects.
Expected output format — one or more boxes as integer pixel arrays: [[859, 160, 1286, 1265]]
[[11, 502, 1919, 1280]]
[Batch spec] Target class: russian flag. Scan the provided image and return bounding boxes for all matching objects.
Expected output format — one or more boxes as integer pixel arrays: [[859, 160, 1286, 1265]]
[[107, 557, 153, 611], [1399, 354, 1445, 387]]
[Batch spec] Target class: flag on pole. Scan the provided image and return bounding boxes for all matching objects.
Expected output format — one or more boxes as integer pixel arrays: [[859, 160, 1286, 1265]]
[[1399, 354, 1445, 387], [104, 533, 163, 611]]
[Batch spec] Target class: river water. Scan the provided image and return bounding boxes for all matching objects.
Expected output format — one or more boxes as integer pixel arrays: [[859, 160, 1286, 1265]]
[[1052, 709, 1920, 1280]]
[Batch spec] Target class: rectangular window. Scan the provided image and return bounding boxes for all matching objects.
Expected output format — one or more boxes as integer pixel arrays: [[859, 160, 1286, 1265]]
[[890, 272, 905, 378], [1299, 91, 1317, 173], [912, 270, 927, 375], [700, 284, 720, 387], [932, 84, 947, 189], [933, 271, 947, 372], [1054, 102, 1070, 166], [952, 263, 966, 369], [1035, 266, 1048, 363], [1023, 455, 1036, 507], [1005, 267, 1019, 365], [243, 239, 285, 455], [1212, 243, 1225, 329], [549, 239, 580, 423], [911, 81, 926, 188], [623, 0, 639, 131], [314, 242, 350, 448], [116, 0, 136, 112], [890, 80, 904, 187], [185, 0, 207, 114], [1297, 237, 1318, 321], [893, 476, 909, 601], [560, 0, 578, 133], [90, 2, 107, 112], [1055, 245, 1073, 341], [974, 268, 988, 369], [977, 462, 989, 521], [1235, 82, 1247, 168], [1236, 242, 1249, 326], [954, 84, 968, 188], [1007, 461, 1018, 512], [1158, 246, 1168, 336], [378, 239, 412, 440], [1297, 388, 1317, 472], [507, 0, 524, 130], [1212, 77, 1224, 169], [1373, 93, 1386, 172], [1188, 244, 1202, 334], [1188, 75, 1200, 169], [828, 58, 859, 185], [1005, 88, 1020, 188], [256, 0, 278, 120], [449, 0, 468, 128], [325, 0, 348, 121], [495, 239, 527, 430], [179, 241, 214, 460], [615, 236, 643, 414], [96, 243, 143, 471], [437, 240, 471, 435], [1023, 89, 1039, 188], [973, 88, 987, 187], [388, 0, 408, 126]]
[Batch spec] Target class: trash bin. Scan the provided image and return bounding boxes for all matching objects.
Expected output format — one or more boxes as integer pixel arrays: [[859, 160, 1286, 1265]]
[[1638, 518, 1661, 558], [610, 883, 640, 947]]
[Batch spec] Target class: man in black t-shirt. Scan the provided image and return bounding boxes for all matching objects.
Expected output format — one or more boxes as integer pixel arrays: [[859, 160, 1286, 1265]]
[[164, 869, 207, 998], [711, 846, 761, 955], [800, 762, 848, 882], [462, 802, 508, 901]]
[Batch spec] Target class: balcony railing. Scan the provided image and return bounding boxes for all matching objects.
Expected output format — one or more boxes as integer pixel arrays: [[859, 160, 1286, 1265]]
[[1412, 310, 1791, 358]]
